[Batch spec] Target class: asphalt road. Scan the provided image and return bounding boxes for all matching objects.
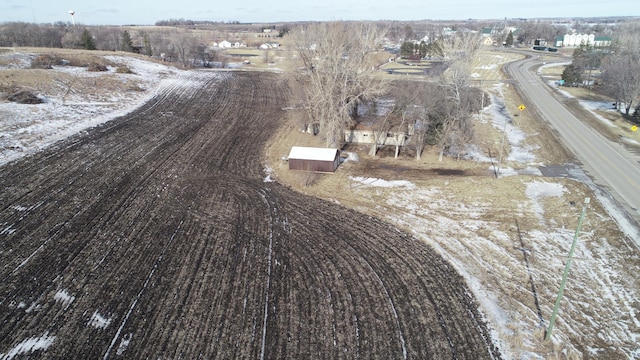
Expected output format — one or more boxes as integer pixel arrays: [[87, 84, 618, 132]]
[[506, 54, 640, 229]]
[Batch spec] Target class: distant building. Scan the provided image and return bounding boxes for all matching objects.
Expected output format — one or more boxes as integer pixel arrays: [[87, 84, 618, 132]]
[[259, 42, 280, 50], [481, 27, 493, 37], [218, 40, 232, 49], [555, 33, 612, 48]]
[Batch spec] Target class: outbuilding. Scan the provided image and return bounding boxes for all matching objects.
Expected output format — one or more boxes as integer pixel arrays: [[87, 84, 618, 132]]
[[288, 146, 340, 173]]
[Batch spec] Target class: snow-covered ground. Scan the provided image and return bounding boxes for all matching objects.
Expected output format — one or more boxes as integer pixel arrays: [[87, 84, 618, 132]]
[[0, 53, 183, 166], [346, 81, 640, 358]]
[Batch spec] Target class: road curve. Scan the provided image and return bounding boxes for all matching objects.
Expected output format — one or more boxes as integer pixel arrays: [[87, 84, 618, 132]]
[[505, 54, 640, 230]]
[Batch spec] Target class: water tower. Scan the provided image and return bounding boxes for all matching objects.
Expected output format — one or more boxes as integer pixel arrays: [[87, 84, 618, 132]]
[[69, 10, 76, 26]]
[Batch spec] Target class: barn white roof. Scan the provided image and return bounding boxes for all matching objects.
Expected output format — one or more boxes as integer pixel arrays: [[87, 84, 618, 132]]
[[288, 146, 339, 161]]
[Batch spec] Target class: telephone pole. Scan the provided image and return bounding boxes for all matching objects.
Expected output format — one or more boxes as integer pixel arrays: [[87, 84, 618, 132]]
[[545, 197, 590, 341]]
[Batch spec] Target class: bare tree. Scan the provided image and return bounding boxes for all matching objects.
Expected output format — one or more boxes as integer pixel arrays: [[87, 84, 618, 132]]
[[436, 62, 478, 161], [289, 21, 389, 147], [601, 54, 640, 116], [368, 111, 392, 156], [390, 80, 434, 160], [169, 31, 197, 68], [410, 110, 429, 160], [195, 44, 214, 67], [440, 30, 482, 64], [601, 23, 640, 115], [60, 31, 80, 49], [263, 49, 275, 65], [94, 27, 122, 51]]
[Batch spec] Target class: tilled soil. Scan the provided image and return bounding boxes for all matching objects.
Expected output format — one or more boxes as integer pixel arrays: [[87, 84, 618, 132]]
[[0, 71, 501, 359]]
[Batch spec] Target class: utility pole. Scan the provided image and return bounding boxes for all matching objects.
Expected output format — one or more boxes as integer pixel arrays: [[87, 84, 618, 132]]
[[496, 120, 507, 178], [545, 197, 590, 341]]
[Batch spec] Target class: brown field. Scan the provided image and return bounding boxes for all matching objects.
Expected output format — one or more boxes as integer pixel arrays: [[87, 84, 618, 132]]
[[0, 66, 500, 358]]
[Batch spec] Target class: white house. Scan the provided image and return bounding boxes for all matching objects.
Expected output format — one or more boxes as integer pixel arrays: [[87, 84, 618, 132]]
[[259, 42, 280, 50], [556, 33, 611, 48], [344, 129, 406, 147], [218, 40, 232, 49]]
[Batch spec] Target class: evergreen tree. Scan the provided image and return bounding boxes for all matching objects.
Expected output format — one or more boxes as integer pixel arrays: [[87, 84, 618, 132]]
[[505, 31, 514, 46], [120, 30, 134, 52], [561, 64, 583, 86], [80, 28, 96, 50], [418, 41, 428, 58], [143, 34, 152, 57], [400, 41, 414, 57]]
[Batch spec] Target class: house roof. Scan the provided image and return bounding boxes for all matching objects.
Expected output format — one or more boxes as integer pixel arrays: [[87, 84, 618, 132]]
[[288, 146, 338, 162]]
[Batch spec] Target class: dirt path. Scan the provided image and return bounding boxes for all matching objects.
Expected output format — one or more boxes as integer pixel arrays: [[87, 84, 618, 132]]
[[0, 71, 501, 359]]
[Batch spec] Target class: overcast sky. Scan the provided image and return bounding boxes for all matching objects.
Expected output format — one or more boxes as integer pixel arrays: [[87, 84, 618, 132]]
[[2, 0, 638, 25]]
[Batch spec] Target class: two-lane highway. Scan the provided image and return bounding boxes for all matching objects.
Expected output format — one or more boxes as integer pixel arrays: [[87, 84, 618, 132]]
[[506, 55, 640, 231]]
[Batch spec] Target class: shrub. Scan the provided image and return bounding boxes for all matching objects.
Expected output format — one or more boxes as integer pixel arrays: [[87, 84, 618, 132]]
[[30, 54, 60, 69], [127, 84, 145, 92], [87, 63, 108, 72], [115, 66, 134, 74], [8, 90, 43, 104]]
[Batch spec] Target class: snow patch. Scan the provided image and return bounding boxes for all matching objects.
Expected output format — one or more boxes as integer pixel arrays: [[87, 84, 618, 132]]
[[341, 151, 359, 163], [0, 333, 55, 359], [116, 333, 132, 356], [477, 64, 497, 70], [88, 311, 113, 329], [579, 100, 618, 127], [53, 289, 75, 309], [1, 226, 16, 235], [349, 176, 416, 189], [263, 165, 275, 183], [526, 181, 565, 198], [525, 181, 566, 219]]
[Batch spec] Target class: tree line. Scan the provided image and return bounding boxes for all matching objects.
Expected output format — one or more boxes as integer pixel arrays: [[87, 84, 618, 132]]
[[0, 22, 241, 68]]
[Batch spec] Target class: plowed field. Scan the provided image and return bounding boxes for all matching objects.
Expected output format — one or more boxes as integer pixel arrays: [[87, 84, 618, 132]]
[[0, 71, 501, 359]]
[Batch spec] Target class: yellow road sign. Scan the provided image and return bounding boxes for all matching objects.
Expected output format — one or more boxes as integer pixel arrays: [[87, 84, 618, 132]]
[[518, 104, 526, 111], [632, 125, 638, 132]]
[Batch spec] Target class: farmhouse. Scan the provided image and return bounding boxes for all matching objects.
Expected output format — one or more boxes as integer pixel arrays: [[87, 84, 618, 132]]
[[288, 146, 340, 172], [344, 128, 407, 147]]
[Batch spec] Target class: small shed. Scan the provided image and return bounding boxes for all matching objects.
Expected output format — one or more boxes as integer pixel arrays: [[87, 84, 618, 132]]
[[288, 146, 340, 173]]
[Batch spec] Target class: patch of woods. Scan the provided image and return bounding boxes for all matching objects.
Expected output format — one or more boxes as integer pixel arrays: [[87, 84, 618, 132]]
[[560, 22, 640, 120], [286, 22, 485, 161]]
